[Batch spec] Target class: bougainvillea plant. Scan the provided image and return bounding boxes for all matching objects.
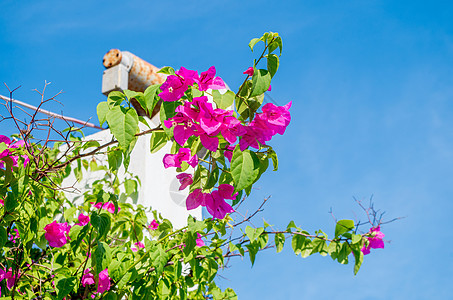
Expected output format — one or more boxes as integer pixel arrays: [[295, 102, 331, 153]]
[[0, 32, 387, 299]]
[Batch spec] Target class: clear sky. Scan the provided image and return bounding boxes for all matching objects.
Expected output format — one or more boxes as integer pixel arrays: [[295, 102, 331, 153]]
[[1, 0, 453, 299]]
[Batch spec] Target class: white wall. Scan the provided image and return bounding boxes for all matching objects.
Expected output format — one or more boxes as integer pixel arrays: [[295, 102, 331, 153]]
[[62, 115, 202, 229]]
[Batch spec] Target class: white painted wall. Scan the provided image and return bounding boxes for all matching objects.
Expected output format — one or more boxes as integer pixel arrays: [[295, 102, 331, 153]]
[[62, 115, 202, 229]]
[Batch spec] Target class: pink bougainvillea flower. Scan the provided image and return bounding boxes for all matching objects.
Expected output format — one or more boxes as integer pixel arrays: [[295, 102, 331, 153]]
[[199, 133, 219, 152], [368, 226, 385, 248], [91, 202, 103, 210], [131, 241, 145, 252], [75, 213, 90, 226], [243, 67, 254, 76], [361, 226, 385, 255], [205, 192, 235, 220], [0, 135, 11, 145], [221, 117, 247, 145], [0, 136, 29, 168], [223, 144, 235, 162], [176, 66, 198, 86], [82, 268, 111, 294], [148, 220, 159, 230], [258, 101, 292, 135], [176, 173, 193, 190], [239, 126, 261, 151], [165, 113, 200, 146], [0, 198, 3, 206], [250, 117, 274, 145], [204, 184, 237, 219], [196, 66, 226, 91], [82, 269, 95, 286], [217, 184, 238, 200], [90, 202, 120, 214], [8, 228, 19, 244], [196, 99, 231, 135], [158, 75, 188, 102], [102, 202, 119, 214], [158, 67, 197, 102], [163, 148, 198, 168], [0, 268, 5, 281], [4, 268, 16, 290], [196, 233, 205, 247], [44, 221, 71, 248], [186, 189, 206, 210], [360, 244, 371, 255]]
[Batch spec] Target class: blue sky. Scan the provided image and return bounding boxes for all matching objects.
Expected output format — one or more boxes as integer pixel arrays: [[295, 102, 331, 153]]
[[1, 0, 453, 299]]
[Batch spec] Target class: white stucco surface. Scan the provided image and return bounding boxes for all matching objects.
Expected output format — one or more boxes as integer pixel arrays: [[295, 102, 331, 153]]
[[62, 115, 202, 229]]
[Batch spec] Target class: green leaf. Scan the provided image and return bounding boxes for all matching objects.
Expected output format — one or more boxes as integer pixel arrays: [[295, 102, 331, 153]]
[[286, 220, 297, 231], [91, 212, 111, 239], [94, 241, 112, 275], [250, 68, 271, 97], [125, 90, 146, 112], [187, 216, 206, 233], [124, 90, 139, 102], [150, 244, 168, 276], [1, 157, 14, 187], [97, 101, 109, 127], [212, 90, 235, 109], [267, 54, 279, 78], [351, 233, 362, 244], [55, 276, 76, 300], [5, 192, 17, 212], [125, 179, 137, 196], [248, 37, 262, 51], [335, 219, 355, 238], [275, 36, 283, 56], [144, 84, 161, 113], [311, 239, 328, 256], [353, 246, 364, 275], [160, 101, 180, 138], [157, 66, 175, 75], [70, 225, 88, 254], [275, 233, 285, 253], [246, 243, 258, 265], [337, 242, 351, 264], [245, 226, 264, 242], [291, 234, 305, 255], [107, 91, 126, 108], [149, 131, 168, 154], [0, 226, 6, 248], [230, 147, 260, 192], [63, 206, 77, 223], [106, 106, 139, 149], [107, 148, 122, 171], [205, 166, 219, 189]]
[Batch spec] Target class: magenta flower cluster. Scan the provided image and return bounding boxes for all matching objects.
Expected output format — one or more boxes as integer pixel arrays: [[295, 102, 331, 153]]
[[0, 135, 30, 168], [90, 201, 121, 214], [159, 66, 226, 102], [361, 226, 385, 255], [8, 228, 19, 244], [159, 65, 292, 220], [0, 268, 17, 296], [186, 184, 237, 219], [82, 268, 111, 295], [44, 221, 71, 248], [163, 148, 198, 169]]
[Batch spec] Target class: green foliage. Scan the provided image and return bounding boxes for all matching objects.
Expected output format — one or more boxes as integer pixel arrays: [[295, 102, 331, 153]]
[[106, 106, 139, 149], [0, 31, 378, 300], [335, 219, 355, 238], [230, 147, 260, 192]]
